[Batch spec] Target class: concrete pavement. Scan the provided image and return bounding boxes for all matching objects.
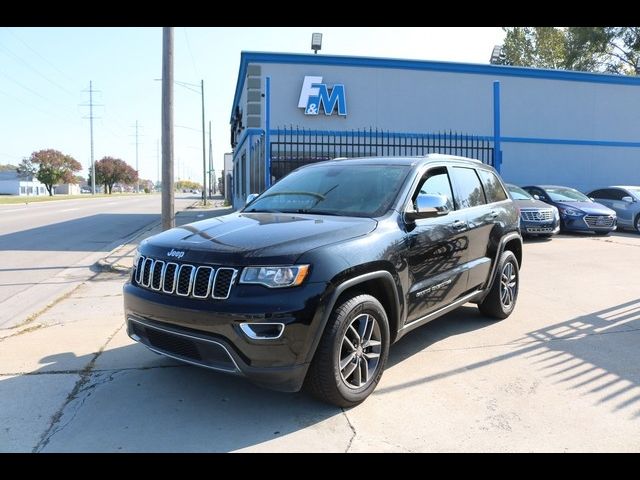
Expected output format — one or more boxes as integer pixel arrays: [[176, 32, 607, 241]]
[[0, 194, 199, 329], [1, 229, 639, 452]]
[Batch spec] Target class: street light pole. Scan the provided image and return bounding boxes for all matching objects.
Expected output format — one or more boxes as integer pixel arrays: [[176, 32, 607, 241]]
[[201, 80, 207, 206]]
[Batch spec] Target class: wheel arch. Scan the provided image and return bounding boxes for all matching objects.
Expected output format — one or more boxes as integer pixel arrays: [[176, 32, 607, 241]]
[[304, 270, 401, 364]]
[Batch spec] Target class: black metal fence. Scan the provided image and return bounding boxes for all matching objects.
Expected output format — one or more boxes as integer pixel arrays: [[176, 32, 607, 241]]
[[269, 127, 494, 182]]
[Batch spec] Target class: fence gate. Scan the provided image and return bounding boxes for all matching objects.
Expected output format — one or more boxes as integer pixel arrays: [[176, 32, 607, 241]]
[[269, 127, 494, 182]]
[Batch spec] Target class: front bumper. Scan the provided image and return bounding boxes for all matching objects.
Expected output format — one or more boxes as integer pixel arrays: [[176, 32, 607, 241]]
[[561, 214, 617, 233], [123, 281, 328, 392], [520, 219, 560, 236]]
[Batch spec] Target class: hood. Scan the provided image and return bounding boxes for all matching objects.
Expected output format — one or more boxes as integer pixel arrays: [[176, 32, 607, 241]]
[[514, 198, 556, 210], [141, 212, 377, 265], [554, 201, 616, 216]]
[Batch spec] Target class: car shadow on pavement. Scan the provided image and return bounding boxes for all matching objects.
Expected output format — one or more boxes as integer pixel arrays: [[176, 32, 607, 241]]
[[378, 299, 640, 418], [2, 343, 343, 453]]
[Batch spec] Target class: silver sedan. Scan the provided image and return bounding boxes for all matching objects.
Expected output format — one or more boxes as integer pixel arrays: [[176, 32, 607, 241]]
[[587, 186, 640, 233]]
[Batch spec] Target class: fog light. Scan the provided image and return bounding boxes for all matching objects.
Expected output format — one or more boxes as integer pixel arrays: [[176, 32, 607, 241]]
[[240, 323, 285, 340]]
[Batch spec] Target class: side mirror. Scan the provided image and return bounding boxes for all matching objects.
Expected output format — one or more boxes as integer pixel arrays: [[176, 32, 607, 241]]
[[533, 194, 540, 200], [405, 194, 450, 222], [622, 196, 634, 203], [245, 193, 259, 205]]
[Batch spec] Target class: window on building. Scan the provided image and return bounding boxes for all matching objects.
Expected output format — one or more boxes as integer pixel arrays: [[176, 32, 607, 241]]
[[20, 186, 26, 194], [452, 167, 487, 209]]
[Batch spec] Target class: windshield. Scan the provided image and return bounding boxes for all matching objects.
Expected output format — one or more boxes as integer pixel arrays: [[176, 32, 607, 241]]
[[507, 185, 533, 200], [244, 164, 412, 217], [546, 187, 591, 202]]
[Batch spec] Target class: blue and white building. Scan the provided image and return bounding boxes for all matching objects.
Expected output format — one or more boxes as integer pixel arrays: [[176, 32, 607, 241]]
[[0, 171, 47, 196], [229, 51, 640, 208]]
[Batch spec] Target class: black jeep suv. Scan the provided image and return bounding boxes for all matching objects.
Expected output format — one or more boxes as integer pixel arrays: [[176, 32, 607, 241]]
[[124, 155, 522, 407]]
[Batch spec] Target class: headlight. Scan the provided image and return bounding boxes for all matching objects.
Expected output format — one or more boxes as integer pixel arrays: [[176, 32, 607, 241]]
[[240, 265, 310, 288], [559, 207, 582, 217]]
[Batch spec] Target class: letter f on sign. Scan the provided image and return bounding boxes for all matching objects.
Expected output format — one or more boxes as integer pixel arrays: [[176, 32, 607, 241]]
[[298, 76, 323, 109]]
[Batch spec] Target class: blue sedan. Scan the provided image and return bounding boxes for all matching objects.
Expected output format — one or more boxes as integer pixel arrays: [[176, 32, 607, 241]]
[[523, 185, 617, 235]]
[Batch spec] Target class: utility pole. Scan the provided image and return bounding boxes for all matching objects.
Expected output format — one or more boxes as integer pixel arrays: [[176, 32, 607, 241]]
[[81, 81, 101, 194], [201, 79, 207, 205], [208, 120, 213, 197], [162, 27, 175, 230], [132, 120, 141, 193], [156, 138, 160, 190]]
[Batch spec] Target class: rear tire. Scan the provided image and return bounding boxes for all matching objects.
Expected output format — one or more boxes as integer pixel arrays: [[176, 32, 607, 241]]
[[635, 214, 640, 234], [478, 250, 519, 320], [306, 294, 390, 408]]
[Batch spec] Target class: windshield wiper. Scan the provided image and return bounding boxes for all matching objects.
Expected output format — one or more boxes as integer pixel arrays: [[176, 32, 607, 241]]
[[245, 208, 283, 213], [293, 209, 341, 216], [260, 191, 326, 200]]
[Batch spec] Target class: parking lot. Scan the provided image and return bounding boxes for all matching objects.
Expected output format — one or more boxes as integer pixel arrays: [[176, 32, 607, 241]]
[[1, 230, 639, 452]]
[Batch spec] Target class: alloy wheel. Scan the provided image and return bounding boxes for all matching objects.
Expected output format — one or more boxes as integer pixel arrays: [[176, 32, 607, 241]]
[[500, 261, 517, 309], [339, 313, 382, 389]]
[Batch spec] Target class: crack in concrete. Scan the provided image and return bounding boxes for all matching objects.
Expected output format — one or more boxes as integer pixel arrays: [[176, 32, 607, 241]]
[[32, 323, 124, 453], [0, 323, 45, 343], [341, 408, 357, 453]]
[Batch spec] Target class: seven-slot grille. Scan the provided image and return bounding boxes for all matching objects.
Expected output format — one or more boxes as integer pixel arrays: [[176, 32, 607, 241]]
[[584, 215, 615, 228], [520, 209, 554, 222], [134, 255, 237, 300]]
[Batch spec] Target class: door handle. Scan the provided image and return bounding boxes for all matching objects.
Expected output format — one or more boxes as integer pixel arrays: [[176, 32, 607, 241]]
[[452, 220, 467, 230], [489, 210, 499, 218]]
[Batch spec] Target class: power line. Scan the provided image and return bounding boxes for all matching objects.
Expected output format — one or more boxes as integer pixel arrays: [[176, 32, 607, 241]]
[[4, 27, 75, 83], [80, 81, 102, 194], [0, 70, 80, 123], [183, 27, 200, 78], [0, 85, 78, 126], [0, 41, 76, 98]]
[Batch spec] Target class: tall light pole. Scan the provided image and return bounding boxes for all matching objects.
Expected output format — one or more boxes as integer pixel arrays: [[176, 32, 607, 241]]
[[161, 27, 175, 230]]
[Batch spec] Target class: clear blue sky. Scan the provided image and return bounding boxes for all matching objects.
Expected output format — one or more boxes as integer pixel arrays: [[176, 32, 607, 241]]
[[0, 27, 506, 184]]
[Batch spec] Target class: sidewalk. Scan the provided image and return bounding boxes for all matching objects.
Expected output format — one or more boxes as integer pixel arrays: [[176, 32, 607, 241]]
[[0, 199, 237, 451]]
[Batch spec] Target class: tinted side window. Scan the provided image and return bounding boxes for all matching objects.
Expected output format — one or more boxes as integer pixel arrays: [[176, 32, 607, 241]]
[[452, 167, 486, 209], [609, 189, 626, 200], [415, 167, 455, 211], [477, 169, 507, 203], [588, 189, 606, 198]]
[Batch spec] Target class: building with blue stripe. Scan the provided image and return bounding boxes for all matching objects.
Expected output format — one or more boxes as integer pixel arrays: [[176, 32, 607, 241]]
[[229, 51, 640, 208]]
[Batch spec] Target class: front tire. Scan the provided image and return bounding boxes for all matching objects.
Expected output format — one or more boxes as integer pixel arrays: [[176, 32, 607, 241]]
[[306, 294, 390, 408], [478, 250, 519, 319], [635, 214, 640, 234]]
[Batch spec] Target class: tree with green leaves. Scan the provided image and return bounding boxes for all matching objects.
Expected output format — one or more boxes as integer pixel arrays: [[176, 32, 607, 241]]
[[91, 157, 138, 194], [29, 149, 82, 196], [16, 158, 37, 180], [501, 27, 640, 75]]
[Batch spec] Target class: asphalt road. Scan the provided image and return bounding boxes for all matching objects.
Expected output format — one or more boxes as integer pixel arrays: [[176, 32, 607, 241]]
[[0, 194, 199, 328]]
